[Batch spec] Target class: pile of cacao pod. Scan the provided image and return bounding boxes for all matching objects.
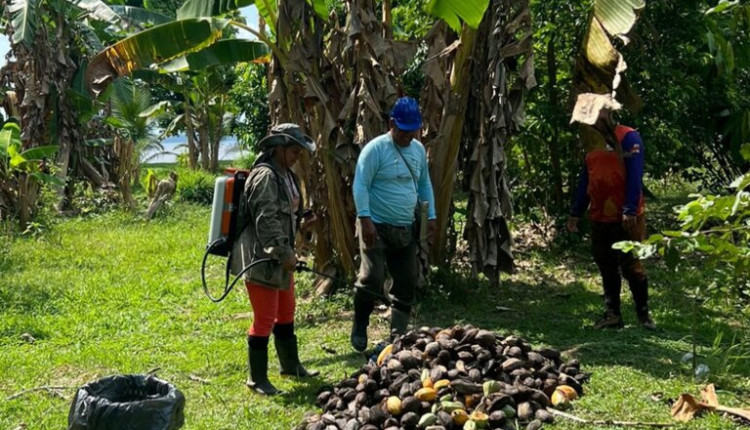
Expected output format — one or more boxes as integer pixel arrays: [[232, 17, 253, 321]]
[[296, 325, 588, 430]]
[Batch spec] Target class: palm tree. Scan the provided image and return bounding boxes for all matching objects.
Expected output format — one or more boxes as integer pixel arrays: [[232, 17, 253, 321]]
[[106, 80, 167, 210]]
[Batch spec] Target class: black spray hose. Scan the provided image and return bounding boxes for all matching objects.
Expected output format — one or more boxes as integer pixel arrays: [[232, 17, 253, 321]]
[[295, 261, 393, 305], [201, 241, 392, 305], [201, 238, 275, 303]]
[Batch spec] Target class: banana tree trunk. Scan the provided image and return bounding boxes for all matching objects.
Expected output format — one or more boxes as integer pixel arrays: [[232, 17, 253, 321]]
[[114, 136, 137, 210], [464, 0, 535, 287], [183, 98, 198, 169], [199, 121, 210, 171], [382, 0, 392, 39], [426, 24, 477, 264], [17, 174, 39, 231], [209, 99, 223, 172], [3, 11, 81, 224], [55, 138, 72, 212]]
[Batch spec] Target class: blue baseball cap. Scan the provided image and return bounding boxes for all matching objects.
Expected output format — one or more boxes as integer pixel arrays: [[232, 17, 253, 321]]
[[390, 97, 422, 132]]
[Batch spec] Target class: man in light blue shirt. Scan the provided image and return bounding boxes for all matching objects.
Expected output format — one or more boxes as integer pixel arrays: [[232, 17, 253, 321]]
[[350, 97, 437, 352]]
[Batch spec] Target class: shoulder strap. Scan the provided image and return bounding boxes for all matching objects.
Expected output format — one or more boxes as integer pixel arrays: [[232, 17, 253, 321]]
[[233, 163, 282, 242], [393, 141, 419, 192]]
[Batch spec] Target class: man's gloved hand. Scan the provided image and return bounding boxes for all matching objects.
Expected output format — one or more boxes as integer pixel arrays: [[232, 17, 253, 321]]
[[360, 217, 377, 248], [281, 255, 297, 271], [622, 213, 637, 231], [566, 216, 580, 233], [427, 219, 437, 247]]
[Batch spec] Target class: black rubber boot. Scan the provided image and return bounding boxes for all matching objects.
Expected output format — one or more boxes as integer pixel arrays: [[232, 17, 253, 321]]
[[351, 293, 374, 352], [390, 306, 410, 339], [628, 277, 655, 330], [246, 336, 280, 395], [275, 335, 320, 377]]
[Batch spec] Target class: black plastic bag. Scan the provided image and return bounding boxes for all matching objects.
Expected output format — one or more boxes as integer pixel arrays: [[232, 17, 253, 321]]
[[68, 374, 185, 430]]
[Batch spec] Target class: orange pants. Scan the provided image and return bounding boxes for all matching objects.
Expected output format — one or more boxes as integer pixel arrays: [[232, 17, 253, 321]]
[[245, 279, 295, 337]]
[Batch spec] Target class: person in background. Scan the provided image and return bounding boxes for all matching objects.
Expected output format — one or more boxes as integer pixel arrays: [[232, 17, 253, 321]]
[[231, 123, 319, 395], [567, 100, 655, 330], [350, 97, 437, 352]]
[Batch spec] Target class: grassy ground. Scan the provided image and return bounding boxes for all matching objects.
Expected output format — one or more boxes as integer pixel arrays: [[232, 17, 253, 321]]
[[1, 198, 748, 429]]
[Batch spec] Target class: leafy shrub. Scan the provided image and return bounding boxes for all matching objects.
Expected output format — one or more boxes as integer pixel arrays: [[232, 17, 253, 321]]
[[71, 182, 121, 216], [177, 170, 216, 205], [231, 63, 270, 152], [616, 145, 750, 382], [616, 168, 750, 300], [235, 151, 258, 170]]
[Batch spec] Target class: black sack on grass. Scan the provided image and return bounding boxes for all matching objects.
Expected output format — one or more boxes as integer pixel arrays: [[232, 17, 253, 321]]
[[68, 374, 185, 430]]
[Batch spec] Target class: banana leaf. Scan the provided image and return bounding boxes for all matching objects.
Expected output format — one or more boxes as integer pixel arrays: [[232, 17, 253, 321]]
[[71, 0, 121, 24], [84, 138, 115, 147], [0, 122, 22, 156], [307, 0, 328, 22], [31, 172, 65, 186], [159, 39, 269, 73], [85, 18, 228, 96], [177, 0, 255, 20], [571, 0, 645, 120], [10, 0, 117, 47], [594, 0, 645, 36], [110, 5, 170, 25], [584, 16, 619, 72], [425, 0, 490, 32], [11, 145, 59, 169], [8, 0, 39, 47], [706, 0, 740, 15], [255, 0, 278, 34], [139, 101, 172, 118]]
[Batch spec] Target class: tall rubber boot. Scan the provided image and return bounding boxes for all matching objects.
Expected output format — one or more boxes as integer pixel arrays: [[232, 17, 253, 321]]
[[351, 293, 374, 352], [628, 276, 655, 330], [275, 335, 320, 377], [390, 307, 410, 339], [246, 336, 280, 395]]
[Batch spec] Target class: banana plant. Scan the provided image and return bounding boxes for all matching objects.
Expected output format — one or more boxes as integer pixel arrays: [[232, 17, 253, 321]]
[[425, 0, 490, 32], [84, 0, 491, 94], [0, 122, 59, 177], [3, 0, 176, 218], [571, 0, 646, 125], [84, 0, 275, 96], [105, 80, 172, 209], [8, 0, 122, 48], [0, 121, 59, 229]]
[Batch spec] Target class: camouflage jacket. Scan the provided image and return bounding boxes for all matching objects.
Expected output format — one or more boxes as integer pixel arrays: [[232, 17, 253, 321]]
[[230, 160, 301, 289]]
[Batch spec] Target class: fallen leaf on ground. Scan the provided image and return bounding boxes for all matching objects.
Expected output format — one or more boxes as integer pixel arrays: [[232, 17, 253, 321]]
[[700, 384, 719, 408], [671, 393, 703, 422], [671, 384, 750, 424]]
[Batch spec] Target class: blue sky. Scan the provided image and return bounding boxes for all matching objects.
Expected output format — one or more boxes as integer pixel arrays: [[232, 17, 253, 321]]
[[0, 5, 259, 67]]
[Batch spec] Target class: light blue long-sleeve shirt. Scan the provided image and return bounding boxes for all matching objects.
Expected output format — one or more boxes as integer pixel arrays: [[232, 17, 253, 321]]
[[353, 132, 436, 226]]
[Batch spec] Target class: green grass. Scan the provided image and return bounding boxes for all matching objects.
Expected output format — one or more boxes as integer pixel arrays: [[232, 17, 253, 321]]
[[1, 200, 748, 429]]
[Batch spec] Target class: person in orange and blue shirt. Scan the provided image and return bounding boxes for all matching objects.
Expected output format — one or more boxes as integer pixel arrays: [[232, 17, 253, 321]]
[[566, 106, 656, 330]]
